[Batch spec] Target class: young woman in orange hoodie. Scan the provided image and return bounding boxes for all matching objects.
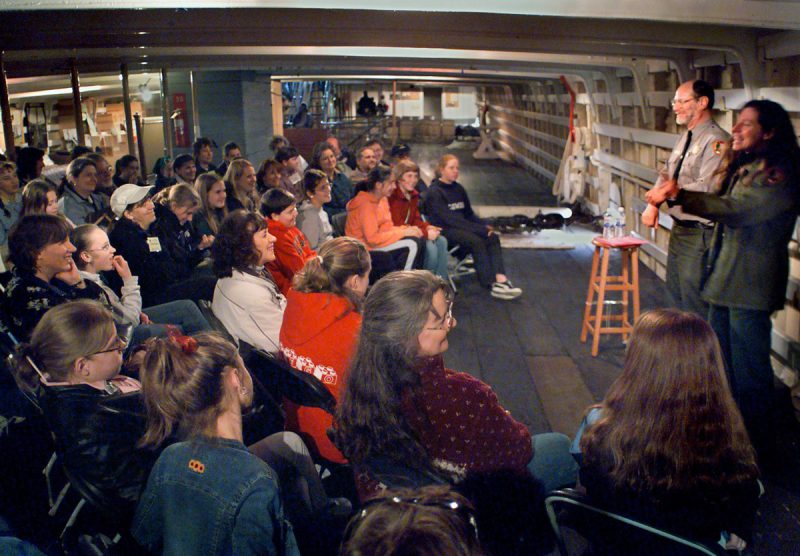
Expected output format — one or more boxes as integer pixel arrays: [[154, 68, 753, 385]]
[[262, 188, 316, 294], [279, 236, 371, 463], [345, 166, 424, 281]]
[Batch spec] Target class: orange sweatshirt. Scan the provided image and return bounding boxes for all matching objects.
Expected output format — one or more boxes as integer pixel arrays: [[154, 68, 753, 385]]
[[266, 219, 316, 294], [345, 191, 407, 249]]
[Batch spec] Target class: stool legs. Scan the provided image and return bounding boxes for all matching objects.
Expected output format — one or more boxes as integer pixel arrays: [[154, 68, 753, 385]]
[[580, 246, 601, 343], [592, 248, 611, 357]]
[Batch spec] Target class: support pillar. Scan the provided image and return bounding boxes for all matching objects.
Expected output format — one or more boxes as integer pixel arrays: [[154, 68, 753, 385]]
[[70, 58, 85, 146], [0, 52, 15, 161], [189, 70, 201, 140], [160, 68, 173, 159], [120, 63, 136, 156]]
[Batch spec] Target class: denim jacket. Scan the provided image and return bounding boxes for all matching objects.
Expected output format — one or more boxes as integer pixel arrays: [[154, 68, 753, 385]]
[[132, 438, 299, 556]]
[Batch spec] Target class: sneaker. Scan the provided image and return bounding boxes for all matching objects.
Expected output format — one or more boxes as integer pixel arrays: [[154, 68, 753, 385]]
[[491, 280, 522, 299]]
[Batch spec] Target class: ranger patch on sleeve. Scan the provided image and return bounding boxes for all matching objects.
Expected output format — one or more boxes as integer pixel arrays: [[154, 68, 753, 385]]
[[766, 167, 785, 185], [712, 140, 726, 156]]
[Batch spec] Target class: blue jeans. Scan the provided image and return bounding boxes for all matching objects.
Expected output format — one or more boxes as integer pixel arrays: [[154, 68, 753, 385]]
[[131, 300, 210, 346], [708, 304, 774, 450], [528, 432, 579, 492], [423, 235, 449, 279]]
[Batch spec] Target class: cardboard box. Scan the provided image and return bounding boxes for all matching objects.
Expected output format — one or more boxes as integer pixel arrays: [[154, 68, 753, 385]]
[[785, 304, 800, 342]]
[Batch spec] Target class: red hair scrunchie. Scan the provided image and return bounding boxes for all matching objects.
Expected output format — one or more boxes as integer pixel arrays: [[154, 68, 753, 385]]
[[165, 325, 198, 355]]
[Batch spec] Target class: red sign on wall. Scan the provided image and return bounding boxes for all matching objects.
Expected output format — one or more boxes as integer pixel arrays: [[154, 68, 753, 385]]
[[173, 93, 189, 148]]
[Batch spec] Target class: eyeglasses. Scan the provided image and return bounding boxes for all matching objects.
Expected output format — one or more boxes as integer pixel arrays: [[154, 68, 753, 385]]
[[425, 301, 454, 331], [670, 96, 697, 107], [341, 494, 479, 546], [90, 335, 127, 356], [86, 242, 113, 252]]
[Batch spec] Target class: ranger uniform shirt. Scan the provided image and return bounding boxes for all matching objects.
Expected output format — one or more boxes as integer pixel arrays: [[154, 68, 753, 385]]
[[656, 119, 729, 224]]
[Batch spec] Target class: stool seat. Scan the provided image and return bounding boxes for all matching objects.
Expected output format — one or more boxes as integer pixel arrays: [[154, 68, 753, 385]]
[[581, 236, 644, 356]]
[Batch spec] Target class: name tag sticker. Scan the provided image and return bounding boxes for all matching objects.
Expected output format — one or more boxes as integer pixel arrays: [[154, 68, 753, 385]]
[[147, 237, 162, 252]]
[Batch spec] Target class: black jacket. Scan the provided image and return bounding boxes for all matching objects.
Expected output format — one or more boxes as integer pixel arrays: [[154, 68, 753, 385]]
[[424, 178, 487, 236], [108, 217, 184, 306], [152, 204, 207, 277], [40, 383, 155, 516]]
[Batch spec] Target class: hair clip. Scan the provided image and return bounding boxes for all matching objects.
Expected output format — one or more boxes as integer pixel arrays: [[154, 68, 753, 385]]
[[165, 325, 198, 354], [316, 255, 324, 264]]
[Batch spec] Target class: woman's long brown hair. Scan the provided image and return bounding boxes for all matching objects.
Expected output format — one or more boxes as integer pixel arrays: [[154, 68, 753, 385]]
[[580, 308, 758, 493]]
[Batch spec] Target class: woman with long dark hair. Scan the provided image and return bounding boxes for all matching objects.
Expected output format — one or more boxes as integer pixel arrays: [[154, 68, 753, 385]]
[[665, 99, 800, 457], [335, 270, 576, 499], [573, 308, 760, 551]]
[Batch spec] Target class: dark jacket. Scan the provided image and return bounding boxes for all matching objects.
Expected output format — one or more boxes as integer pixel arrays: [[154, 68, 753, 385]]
[[678, 156, 800, 311], [152, 203, 207, 277], [108, 217, 184, 307], [132, 438, 300, 556], [193, 207, 226, 237], [424, 178, 488, 236], [323, 170, 353, 219], [40, 383, 154, 516], [2, 269, 106, 341]]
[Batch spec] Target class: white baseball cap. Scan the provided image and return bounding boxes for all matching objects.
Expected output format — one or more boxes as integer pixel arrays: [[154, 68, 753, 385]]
[[110, 184, 154, 218]]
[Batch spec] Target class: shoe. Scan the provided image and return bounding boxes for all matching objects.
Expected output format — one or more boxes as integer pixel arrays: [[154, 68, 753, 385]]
[[491, 280, 522, 299]]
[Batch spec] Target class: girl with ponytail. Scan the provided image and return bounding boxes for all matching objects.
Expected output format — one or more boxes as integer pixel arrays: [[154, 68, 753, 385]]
[[279, 236, 371, 463], [133, 332, 346, 555]]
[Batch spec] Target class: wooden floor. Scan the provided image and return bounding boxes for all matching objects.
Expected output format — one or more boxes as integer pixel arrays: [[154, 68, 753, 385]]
[[416, 140, 800, 556]]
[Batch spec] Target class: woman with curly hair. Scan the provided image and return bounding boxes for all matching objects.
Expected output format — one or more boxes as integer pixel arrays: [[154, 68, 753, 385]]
[[573, 308, 760, 551], [211, 210, 285, 353]]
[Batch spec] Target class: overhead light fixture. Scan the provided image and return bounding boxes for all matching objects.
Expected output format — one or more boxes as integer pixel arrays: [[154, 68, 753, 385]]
[[9, 85, 104, 100]]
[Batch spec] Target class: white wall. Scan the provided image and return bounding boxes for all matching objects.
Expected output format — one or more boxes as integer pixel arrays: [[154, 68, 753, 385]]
[[442, 86, 478, 122]]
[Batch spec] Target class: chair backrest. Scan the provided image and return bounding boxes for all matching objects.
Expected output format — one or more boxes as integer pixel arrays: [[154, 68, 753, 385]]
[[331, 211, 347, 237], [197, 299, 235, 343], [242, 346, 336, 415], [544, 489, 725, 556]]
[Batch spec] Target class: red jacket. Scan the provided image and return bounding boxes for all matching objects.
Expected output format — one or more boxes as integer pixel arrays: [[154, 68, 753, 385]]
[[266, 219, 316, 294], [388, 187, 430, 235], [279, 288, 361, 463]]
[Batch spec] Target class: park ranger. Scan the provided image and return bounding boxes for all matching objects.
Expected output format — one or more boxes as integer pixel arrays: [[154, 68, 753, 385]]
[[642, 80, 729, 317]]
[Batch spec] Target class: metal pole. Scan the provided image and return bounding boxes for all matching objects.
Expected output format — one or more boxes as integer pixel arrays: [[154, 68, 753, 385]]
[[160, 68, 173, 159], [0, 52, 15, 161], [189, 70, 200, 140], [133, 113, 147, 181], [392, 80, 397, 144], [69, 58, 85, 146], [120, 63, 135, 156]]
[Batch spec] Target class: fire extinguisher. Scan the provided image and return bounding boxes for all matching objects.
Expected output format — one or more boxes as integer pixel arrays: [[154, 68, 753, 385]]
[[173, 93, 189, 148]]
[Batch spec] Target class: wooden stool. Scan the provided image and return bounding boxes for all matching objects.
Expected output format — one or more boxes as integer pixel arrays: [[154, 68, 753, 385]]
[[580, 236, 645, 356]]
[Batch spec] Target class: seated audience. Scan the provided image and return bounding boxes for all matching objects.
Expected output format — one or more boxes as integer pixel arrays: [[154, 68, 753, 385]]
[[20, 178, 59, 218], [390, 160, 449, 280], [11, 300, 153, 513], [280, 236, 370, 463], [72, 224, 209, 345], [364, 138, 390, 168], [108, 184, 216, 306], [151, 184, 214, 276], [0, 161, 22, 250], [348, 146, 378, 185], [340, 485, 483, 556], [276, 146, 303, 199], [296, 169, 334, 250], [152, 157, 176, 193], [132, 332, 301, 556], [193, 137, 217, 174], [211, 210, 286, 353], [3, 214, 105, 340], [172, 153, 196, 186], [572, 308, 760, 551], [391, 144, 428, 193], [193, 172, 228, 237], [84, 153, 115, 196], [425, 154, 522, 300], [270, 134, 309, 172], [58, 157, 110, 226], [311, 140, 353, 218], [216, 141, 241, 177], [335, 271, 577, 499], [262, 188, 315, 294], [112, 154, 145, 188], [15, 147, 45, 186], [255, 158, 282, 194], [324, 136, 352, 174], [223, 158, 259, 212], [345, 166, 424, 280]]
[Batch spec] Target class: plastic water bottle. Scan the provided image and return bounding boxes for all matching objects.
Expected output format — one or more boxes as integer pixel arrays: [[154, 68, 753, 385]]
[[602, 210, 613, 239], [615, 208, 626, 238]]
